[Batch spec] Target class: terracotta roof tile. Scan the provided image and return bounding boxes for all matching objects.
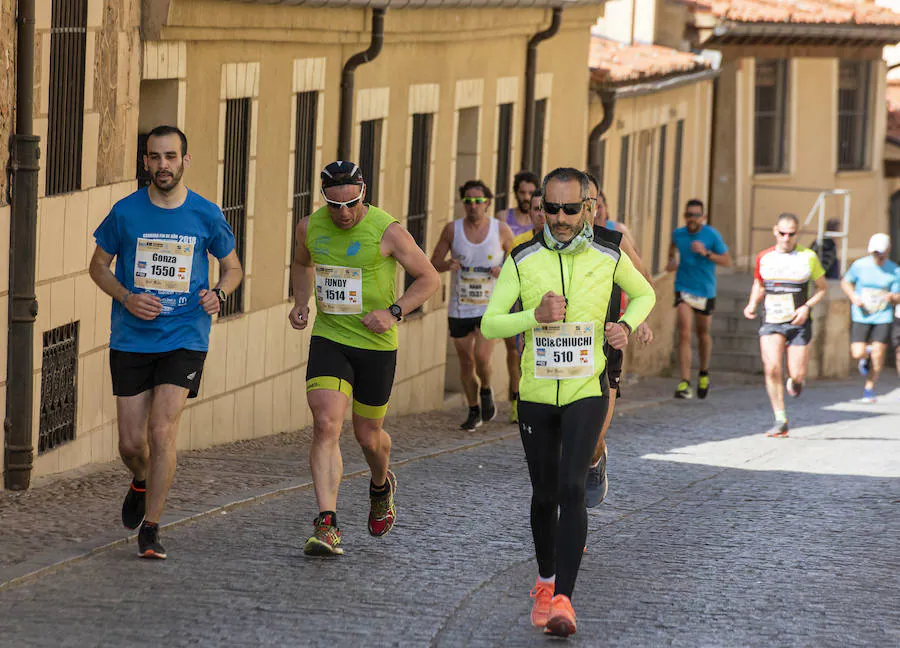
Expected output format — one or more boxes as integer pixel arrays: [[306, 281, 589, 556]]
[[589, 36, 710, 86], [673, 0, 900, 26]]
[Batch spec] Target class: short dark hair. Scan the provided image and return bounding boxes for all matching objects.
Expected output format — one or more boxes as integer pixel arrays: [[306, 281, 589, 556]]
[[541, 167, 591, 201], [513, 171, 540, 193], [685, 199, 704, 213], [777, 212, 799, 227], [582, 170, 607, 205], [825, 218, 840, 231], [458, 179, 494, 200], [531, 189, 542, 199], [147, 125, 188, 156]]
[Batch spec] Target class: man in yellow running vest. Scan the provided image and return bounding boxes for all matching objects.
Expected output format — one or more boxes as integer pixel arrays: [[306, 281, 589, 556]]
[[289, 161, 440, 556]]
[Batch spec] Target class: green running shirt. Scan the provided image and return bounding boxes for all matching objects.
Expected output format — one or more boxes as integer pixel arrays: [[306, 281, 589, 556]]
[[306, 205, 398, 351]]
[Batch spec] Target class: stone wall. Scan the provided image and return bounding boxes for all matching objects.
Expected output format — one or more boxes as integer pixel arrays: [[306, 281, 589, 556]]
[[626, 272, 677, 378], [808, 281, 851, 380], [0, 0, 15, 206]]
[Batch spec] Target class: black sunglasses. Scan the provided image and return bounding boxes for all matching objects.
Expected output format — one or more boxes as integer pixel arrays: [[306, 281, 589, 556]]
[[543, 200, 587, 216]]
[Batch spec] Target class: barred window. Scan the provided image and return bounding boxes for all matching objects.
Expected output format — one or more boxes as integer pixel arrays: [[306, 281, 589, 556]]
[[359, 118, 383, 206], [671, 120, 684, 235], [837, 61, 872, 171], [406, 113, 433, 290], [754, 59, 790, 174], [39, 323, 79, 454], [494, 103, 514, 214], [652, 125, 668, 274], [46, 0, 87, 196], [532, 98, 548, 178], [618, 134, 630, 224], [220, 98, 251, 317], [289, 91, 318, 296]]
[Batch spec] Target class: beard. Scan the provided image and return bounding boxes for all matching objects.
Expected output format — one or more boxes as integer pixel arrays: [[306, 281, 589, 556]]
[[517, 197, 531, 213], [151, 165, 184, 192]]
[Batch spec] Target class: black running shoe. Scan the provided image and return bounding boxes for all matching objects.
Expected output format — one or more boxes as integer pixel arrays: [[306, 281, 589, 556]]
[[460, 406, 482, 432], [137, 522, 166, 559], [122, 481, 146, 530], [585, 448, 608, 508], [480, 388, 496, 422], [697, 374, 710, 399]]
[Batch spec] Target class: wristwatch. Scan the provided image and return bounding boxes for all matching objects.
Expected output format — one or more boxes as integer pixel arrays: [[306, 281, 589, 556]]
[[388, 304, 403, 321], [213, 288, 227, 306], [617, 320, 633, 335]]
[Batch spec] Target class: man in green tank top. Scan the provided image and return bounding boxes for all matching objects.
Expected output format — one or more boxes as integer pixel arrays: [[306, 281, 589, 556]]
[[289, 161, 440, 557]]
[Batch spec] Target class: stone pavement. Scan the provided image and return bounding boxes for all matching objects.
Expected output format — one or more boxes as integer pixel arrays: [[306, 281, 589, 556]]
[[1, 374, 898, 647]]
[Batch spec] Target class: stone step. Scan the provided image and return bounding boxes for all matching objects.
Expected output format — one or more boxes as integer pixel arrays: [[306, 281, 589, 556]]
[[712, 315, 763, 336], [713, 334, 762, 354]]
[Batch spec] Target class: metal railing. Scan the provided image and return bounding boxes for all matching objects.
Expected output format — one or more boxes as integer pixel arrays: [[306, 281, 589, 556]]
[[748, 184, 850, 273]]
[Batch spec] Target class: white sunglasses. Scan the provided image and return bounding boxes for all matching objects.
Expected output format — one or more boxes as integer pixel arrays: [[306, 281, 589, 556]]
[[321, 185, 364, 209]]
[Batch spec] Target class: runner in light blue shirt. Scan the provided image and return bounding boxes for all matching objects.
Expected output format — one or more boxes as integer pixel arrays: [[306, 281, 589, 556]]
[[840, 233, 900, 402], [666, 199, 731, 400]]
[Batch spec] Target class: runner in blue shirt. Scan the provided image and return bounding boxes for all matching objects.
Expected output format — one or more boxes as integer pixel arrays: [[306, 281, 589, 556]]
[[89, 125, 243, 559], [840, 233, 900, 403], [666, 199, 731, 399]]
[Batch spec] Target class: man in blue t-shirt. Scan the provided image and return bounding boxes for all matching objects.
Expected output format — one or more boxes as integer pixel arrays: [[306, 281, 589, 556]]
[[840, 233, 900, 403], [89, 125, 243, 559], [666, 199, 731, 399]]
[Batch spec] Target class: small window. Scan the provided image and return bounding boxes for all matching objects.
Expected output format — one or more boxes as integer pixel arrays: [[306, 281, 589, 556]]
[[671, 120, 684, 234], [652, 125, 668, 274], [838, 61, 872, 171], [588, 138, 606, 191], [289, 91, 318, 296], [39, 322, 79, 454], [46, 0, 88, 196], [359, 118, 383, 206], [532, 98, 548, 178], [494, 103, 514, 214], [618, 135, 630, 223], [221, 98, 251, 317], [406, 113, 433, 290], [754, 59, 790, 174]]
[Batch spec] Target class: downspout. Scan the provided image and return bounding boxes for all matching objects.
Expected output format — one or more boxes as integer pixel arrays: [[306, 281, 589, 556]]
[[587, 89, 616, 173], [521, 7, 562, 172], [5, 0, 39, 490], [338, 8, 385, 161]]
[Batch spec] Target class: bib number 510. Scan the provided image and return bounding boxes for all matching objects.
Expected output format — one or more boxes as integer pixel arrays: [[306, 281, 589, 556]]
[[553, 350, 574, 363]]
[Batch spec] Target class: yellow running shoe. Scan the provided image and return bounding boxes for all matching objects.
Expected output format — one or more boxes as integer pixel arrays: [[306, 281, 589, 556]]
[[303, 513, 343, 556], [509, 398, 519, 424]]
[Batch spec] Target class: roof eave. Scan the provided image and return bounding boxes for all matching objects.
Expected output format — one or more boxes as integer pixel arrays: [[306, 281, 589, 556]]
[[591, 67, 719, 99], [705, 20, 900, 46]]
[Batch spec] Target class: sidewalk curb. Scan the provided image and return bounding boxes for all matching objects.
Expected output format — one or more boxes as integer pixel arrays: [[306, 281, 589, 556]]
[[0, 390, 676, 592]]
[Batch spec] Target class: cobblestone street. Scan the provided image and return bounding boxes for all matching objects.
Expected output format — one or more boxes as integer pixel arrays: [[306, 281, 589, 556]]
[[1, 376, 898, 647]]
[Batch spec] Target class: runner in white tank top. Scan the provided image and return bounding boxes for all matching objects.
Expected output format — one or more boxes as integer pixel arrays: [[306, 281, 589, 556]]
[[431, 180, 514, 431]]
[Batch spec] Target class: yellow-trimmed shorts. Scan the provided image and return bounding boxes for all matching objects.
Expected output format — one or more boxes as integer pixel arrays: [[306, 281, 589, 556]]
[[305, 335, 397, 419]]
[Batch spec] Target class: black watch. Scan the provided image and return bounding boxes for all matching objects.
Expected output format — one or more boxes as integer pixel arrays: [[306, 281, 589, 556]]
[[617, 320, 632, 335], [213, 288, 227, 305], [388, 304, 403, 321]]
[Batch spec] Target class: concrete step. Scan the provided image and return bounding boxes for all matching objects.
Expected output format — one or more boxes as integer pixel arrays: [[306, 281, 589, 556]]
[[708, 351, 763, 374], [712, 315, 762, 336], [713, 333, 762, 355]]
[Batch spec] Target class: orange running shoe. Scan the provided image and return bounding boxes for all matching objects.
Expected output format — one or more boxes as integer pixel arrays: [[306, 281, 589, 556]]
[[529, 579, 554, 628], [545, 594, 577, 637]]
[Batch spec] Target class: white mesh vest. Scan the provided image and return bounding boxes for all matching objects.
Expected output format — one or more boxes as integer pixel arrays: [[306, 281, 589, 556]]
[[449, 218, 504, 319]]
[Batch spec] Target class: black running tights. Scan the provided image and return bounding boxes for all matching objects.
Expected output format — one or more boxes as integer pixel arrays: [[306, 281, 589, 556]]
[[518, 396, 608, 599]]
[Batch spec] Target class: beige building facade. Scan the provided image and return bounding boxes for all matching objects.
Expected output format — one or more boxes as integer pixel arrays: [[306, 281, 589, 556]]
[[2, 0, 604, 487]]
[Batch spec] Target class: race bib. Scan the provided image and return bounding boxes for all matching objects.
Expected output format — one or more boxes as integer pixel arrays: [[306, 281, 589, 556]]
[[860, 288, 889, 314], [764, 293, 796, 324], [458, 269, 494, 305], [532, 322, 594, 380], [133, 238, 193, 293], [681, 292, 708, 311], [315, 264, 362, 314]]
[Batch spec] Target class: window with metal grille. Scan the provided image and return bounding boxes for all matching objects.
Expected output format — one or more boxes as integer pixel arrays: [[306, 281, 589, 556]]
[[39, 322, 79, 454], [46, 0, 87, 196], [494, 103, 514, 214], [221, 98, 251, 317], [532, 99, 547, 178], [652, 125, 668, 274], [289, 91, 318, 297], [359, 118, 383, 206], [754, 59, 789, 174], [838, 61, 871, 171], [588, 138, 606, 190], [406, 113, 433, 290], [671, 120, 684, 235], [618, 135, 630, 223], [136, 133, 152, 189]]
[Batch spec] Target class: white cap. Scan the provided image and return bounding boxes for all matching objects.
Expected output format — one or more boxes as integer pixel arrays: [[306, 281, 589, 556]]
[[868, 233, 890, 254]]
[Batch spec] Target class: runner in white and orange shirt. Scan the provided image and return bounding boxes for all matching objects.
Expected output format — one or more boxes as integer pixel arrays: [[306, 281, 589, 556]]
[[743, 213, 827, 437]]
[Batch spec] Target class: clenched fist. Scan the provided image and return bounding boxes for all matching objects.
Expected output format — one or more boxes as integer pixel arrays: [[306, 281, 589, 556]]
[[535, 291, 566, 323]]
